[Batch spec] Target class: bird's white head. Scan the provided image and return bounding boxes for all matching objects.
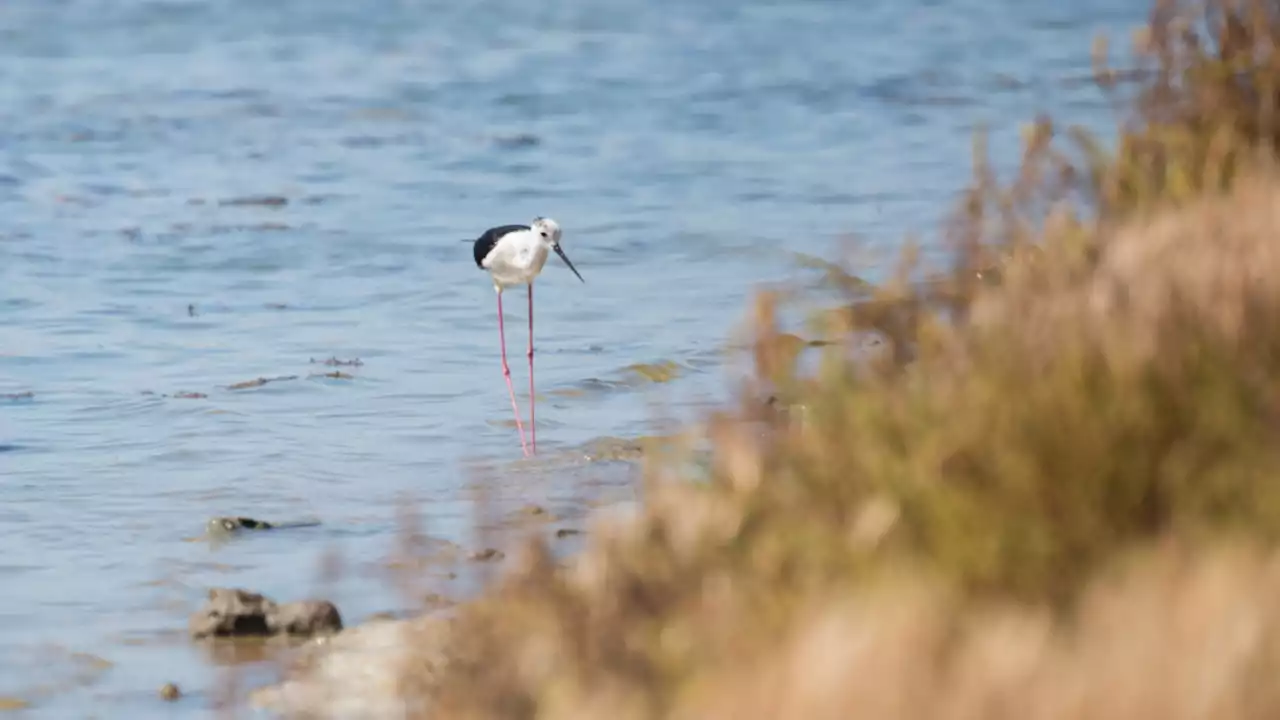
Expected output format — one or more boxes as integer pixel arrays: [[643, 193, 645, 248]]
[[531, 216, 584, 283], [531, 216, 562, 246]]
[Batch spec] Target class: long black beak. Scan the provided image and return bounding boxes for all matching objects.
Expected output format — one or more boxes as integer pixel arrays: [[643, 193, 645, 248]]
[[554, 244, 585, 283]]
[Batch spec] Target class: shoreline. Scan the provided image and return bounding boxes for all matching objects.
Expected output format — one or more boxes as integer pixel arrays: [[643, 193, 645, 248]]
[[245, 494, 644, 717]]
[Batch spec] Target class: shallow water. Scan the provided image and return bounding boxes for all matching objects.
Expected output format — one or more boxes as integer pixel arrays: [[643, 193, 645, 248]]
[[0, 0, 1147, 715]]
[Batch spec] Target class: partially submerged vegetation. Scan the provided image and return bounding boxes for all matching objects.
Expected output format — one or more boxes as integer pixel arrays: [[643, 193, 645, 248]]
[[307, 0, 1280, 716]]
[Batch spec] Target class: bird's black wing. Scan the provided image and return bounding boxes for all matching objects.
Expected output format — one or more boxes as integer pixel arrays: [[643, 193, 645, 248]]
[[473, 224, 530, 269]]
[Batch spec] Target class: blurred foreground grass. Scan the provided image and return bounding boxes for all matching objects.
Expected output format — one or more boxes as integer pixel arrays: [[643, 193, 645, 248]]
[[391, 0, 1280, 716]]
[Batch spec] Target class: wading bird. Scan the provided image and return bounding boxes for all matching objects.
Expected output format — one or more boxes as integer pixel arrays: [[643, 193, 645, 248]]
[[472, 216, 584, 456]]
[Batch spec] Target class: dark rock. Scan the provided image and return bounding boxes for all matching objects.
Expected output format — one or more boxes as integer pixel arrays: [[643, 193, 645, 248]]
[[269, 600, 343, 636], [421, 592, 453, 611], [206, 517, 275, 536], [189, 588, 342, 640], [555, 528, 582, 539], [469, 548, 504, 562], [205, 516, 321, 539], [189, 588, 275, 639]]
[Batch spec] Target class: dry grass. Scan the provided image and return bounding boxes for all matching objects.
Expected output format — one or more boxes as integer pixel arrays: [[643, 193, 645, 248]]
[[675, 540, 1280, 720], [377, 0, 1280, 717]]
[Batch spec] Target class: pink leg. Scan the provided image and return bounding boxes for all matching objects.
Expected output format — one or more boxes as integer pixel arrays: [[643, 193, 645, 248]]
[[528, 284, 536, 455], [497, 291, 529, 456]]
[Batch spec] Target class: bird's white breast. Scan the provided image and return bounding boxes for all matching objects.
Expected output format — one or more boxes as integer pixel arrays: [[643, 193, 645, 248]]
[[482, 229, 550, 288]]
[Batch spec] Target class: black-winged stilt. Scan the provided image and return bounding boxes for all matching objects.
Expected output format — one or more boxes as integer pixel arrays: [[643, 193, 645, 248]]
[[472, 216, 584, 456]]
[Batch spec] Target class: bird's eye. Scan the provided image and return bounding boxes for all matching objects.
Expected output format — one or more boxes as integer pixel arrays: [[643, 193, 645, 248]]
[[540, 232, 548, 238]]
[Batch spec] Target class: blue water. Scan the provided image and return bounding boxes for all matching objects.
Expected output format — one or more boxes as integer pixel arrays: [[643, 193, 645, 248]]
[[1, 0, 1146, 715]]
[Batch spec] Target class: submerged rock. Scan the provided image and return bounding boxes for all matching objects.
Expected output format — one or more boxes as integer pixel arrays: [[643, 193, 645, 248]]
[[271, 600, 345, 637], [205, 516, 321, 537], [469, 548, 504, 562], [218, 194, 288, 207], [190, 588, 273, 638], [493, 132, 541, 149], [206, 516, 275, 534], [189, 588, 343, 640]]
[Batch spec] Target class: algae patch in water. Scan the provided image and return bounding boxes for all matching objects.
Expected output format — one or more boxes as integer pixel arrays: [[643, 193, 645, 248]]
[[149, 359, 363, 400], [308, 371, 355, 381], [544, 349, 719, 402], [493, 132, 542, 149], [625, 360, 683, 384], [226, 375, 299, 390], [216, 194, 288, 207], [310, 356, 364, 367], [140, 389, 207, 399], [579, 435, 649, 462], [546, 360, 687, 399]]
